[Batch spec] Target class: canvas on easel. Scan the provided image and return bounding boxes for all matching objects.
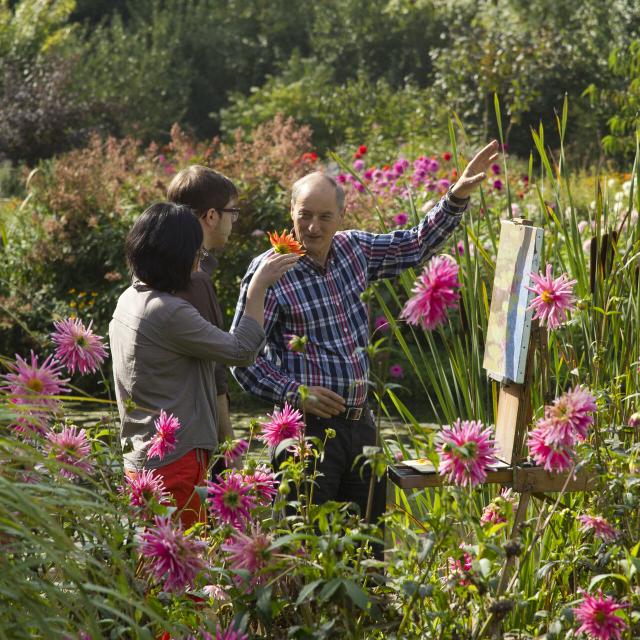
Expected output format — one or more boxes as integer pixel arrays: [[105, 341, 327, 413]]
[[482, 220, 544, 385]]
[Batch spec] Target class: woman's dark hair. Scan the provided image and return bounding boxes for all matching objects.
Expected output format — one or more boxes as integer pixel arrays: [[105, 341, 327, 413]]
[[125, 202, 203, 292]]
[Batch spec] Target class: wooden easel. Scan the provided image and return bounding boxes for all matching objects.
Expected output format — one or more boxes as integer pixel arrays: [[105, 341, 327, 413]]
[[388, 219, 596, 637]]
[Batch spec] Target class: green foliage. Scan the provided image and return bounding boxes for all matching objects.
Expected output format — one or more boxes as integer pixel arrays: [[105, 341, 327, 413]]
[[221, 58, 448, 153], [603, 39, 640, 158], [429, 0, 640, 157]]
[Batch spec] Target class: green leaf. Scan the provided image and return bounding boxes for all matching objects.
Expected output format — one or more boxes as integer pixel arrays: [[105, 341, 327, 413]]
[[588, 573, 628, 591], [295, 579, 323, 606], [343, 579, 370, 610], [318, 578, 342, 602]]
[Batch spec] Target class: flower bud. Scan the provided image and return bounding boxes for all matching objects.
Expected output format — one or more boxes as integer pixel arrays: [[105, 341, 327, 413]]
[[628, 412, 640, 429]]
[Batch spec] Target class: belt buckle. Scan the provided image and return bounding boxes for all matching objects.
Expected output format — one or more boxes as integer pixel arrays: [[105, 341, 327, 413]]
[[345, 407, 363, 421]]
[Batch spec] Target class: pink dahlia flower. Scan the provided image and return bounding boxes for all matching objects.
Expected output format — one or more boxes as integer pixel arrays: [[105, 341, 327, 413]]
[[137, 515, 207, 593], [400, 255, 460, 331], [10, 408, 49, 439], [442, 546, 474, 588], [574, 590, 628, 640], [208, 472, 256, 529], [578, 515, 618, 543], [147, 410, 181, 461], [243, 464, 278, 505], [543, 386, 597, 445], [51, 317, 108, 375], [526, 263, 577, 330], [124, 468, 169, 517], [2, 351, 69, 410], [436, 419, 498, 487], [222, 438, 248, 467], [258, 403, 304, 448], [527, 422, 574, 472], [46, 426, 93, 479], [221, 524, 273, 586], [481, 488, 516, 526]]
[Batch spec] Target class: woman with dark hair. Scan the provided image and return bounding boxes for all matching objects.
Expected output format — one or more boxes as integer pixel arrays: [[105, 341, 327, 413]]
[[109, 202, 299, 527]]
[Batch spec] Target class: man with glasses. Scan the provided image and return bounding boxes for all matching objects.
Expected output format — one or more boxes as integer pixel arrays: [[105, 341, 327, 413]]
[[167, 165, 242, 467]]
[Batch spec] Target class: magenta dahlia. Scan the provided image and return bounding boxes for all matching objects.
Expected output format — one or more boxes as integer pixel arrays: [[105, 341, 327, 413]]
[[400, 255, 460, 330], [574, 590, 628, 640], [137, 515, 207, 593], [51, 317, 108, 375], [527, 422, 574, 472], [46, 425, 94, 479], [2, 351, 69, 410], [436, 419, 498, 487], [208, 472, 256, 529], [221, 524, 273, 586], [124, 468, 170, 517], [147, 410, 181, 461], [243, 464, 278, 505], [222, 439, 248, 467], [258, 403, 304, 448], [526, 263, 577, 330], [578, 515, 618, 543]]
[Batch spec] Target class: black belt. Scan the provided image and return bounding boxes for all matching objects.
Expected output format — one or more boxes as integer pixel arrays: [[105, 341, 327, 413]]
[[339, 406, 365, 421]]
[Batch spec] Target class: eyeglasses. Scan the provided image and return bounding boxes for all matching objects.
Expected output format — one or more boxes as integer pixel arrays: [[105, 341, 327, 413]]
[[217, 207, 240, 223]]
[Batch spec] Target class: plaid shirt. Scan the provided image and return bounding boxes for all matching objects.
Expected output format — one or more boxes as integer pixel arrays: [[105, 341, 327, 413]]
[[231, 195, 466, 408]]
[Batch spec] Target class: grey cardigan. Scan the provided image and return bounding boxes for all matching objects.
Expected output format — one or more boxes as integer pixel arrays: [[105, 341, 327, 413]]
[[109, 282, 265, 471]]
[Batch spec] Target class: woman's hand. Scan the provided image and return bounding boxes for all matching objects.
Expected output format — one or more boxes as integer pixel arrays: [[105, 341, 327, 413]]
[[249, 251, 300, 292]]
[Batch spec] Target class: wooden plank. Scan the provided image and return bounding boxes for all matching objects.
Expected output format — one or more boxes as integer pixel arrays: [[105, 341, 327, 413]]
[[388, 465, 514, 490], [512, 466, 596, 493], [388, 464, 597, 493]]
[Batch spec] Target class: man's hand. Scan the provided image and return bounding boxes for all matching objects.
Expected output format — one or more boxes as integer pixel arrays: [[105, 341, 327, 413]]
[[450, 140, 500, 200], [301, 386, 346, 418]]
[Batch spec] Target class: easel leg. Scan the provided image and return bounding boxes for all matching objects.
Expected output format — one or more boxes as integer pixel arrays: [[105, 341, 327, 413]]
[[488, 491, 531, 639]]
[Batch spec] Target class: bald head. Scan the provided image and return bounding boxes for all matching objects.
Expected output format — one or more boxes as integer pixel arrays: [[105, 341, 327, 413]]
[[291, 172, 345, 212]]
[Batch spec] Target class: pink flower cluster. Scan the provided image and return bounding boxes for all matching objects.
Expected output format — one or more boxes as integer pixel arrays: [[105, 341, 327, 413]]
[[208, 465, 278, 529], [338, 153, 455, 201], [436, 419, 498, 487], [527, 386, 596, 473], [400, 255, 461, 330], [137, 515, 207, 593]]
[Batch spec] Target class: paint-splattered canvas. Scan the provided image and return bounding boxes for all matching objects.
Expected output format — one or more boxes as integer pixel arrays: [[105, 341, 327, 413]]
[[483, 220, 544, 383]]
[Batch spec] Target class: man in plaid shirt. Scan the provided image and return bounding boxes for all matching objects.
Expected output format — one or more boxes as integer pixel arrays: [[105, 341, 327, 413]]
[[231, 141, 500, 536]]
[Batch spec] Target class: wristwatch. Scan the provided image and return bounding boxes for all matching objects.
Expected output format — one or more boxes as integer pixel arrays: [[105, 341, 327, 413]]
[[446, 186, 470, 207]]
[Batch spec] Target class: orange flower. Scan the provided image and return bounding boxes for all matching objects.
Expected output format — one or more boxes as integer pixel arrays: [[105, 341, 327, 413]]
[[268, 230, 305, 255]]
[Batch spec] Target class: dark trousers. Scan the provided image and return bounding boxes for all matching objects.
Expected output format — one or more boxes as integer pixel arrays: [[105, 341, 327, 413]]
[[302, 410, 387, 527]]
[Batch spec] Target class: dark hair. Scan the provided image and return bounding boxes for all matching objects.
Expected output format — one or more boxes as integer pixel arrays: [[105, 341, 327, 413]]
[[166, 165, 239, 217], [126, 202, 203, 292]]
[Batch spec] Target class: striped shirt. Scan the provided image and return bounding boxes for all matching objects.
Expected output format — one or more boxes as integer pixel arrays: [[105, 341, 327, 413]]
[[231, 195, 466, 408]]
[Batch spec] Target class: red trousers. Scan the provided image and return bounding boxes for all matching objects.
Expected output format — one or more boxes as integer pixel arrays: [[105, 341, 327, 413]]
[[127, 448, 209, 528]]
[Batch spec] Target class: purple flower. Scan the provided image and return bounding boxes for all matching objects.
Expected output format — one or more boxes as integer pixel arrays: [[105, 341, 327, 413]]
[[393, 212, 409, 226], [208, 472, 256, 529], [353, 159, 364, 172], [374, 316, 390, 332], [526, 264, 577, 330], [258, 403, 304, 448], [574, 590, 628, 640], [493, 179, 503, 191], [389, 364, 404, 379], [491, 163, 501, 175]]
